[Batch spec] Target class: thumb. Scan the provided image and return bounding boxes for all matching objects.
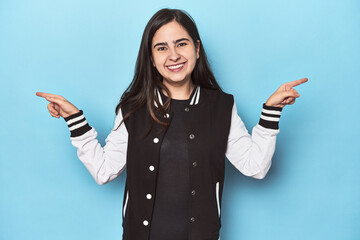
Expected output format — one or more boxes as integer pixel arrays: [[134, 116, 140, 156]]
[[45, 96, 64, 106], [281, 89, 300, 99], [54, 102, 61, 112]]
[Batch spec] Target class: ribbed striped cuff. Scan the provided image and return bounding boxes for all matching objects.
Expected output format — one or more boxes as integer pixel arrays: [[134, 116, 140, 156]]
[[64, 110, 92, 137], [258, 104, 283, 130]]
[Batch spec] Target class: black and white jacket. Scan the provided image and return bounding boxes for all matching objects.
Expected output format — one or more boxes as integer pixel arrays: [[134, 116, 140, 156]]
[[64, 86, 282, 240]]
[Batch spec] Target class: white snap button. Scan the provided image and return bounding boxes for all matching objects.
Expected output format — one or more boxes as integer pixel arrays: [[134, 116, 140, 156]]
[[165, 113, 170, 118], [149, 165, 155, 171], [143, 220, 149, 226], [146, 194, 152, 199], [153, 138, 159, 143]]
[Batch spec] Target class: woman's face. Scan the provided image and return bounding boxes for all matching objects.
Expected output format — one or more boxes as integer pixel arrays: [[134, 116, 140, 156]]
[[151, 21, 200, 86]]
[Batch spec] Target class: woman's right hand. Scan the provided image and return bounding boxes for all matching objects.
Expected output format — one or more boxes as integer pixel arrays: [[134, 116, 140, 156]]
[[36, 92, 80, 119]]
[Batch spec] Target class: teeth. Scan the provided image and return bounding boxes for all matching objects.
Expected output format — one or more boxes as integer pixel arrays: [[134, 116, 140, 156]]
[[167, 64, 184, 70]]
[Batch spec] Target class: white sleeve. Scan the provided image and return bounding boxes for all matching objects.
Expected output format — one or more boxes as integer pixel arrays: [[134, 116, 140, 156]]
[[225, 102, 281, 179], [64, 109, 128, 185]]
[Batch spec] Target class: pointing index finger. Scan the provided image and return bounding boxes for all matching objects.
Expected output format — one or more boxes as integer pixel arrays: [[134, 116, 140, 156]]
[[36, 92, 60, 98], [286, 78, 308, 88]]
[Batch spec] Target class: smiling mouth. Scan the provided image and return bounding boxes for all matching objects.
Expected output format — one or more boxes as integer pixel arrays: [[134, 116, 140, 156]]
[[167, 62, 185, 72]]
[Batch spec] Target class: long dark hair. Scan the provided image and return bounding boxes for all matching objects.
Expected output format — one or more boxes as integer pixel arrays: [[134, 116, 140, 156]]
[[114, 8, 221, 132]]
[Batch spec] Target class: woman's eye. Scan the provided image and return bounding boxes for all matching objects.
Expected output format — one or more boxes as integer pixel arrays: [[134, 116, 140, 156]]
[[177, 42, 187, 47], [157, 47, 166, 51]]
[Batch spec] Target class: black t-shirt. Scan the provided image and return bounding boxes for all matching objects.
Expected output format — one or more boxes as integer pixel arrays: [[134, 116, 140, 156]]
[[149, 98, 191, 240]]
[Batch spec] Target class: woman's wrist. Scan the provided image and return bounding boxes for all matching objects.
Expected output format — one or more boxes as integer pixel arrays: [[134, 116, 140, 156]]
[[264, 100, 283, 108], [64, 110, 92, 137], [258, 103, 283, 129]]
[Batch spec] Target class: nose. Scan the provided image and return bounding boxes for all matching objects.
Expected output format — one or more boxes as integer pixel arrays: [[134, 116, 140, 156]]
[[168, 47, 180, 62]]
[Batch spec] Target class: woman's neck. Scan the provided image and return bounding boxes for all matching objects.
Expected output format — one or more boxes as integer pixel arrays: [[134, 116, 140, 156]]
[[162, 80, 195, 100]]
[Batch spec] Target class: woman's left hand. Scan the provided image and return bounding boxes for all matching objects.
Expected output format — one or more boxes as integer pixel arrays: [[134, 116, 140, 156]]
[[265, 78, 308, 108]]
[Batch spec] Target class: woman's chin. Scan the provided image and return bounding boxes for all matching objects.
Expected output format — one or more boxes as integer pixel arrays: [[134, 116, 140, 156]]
[[162, 76, 192, 85]]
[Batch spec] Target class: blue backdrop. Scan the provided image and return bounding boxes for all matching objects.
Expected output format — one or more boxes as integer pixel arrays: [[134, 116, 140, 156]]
[[1, 0, 359, 239]]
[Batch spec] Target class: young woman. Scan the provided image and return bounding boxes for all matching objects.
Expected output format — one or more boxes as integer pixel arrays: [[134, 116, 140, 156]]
[[36, 8, 307, 240]]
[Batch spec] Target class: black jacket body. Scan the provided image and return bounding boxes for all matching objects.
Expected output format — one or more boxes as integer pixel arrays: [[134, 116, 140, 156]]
[[121, 88, 234, 240]]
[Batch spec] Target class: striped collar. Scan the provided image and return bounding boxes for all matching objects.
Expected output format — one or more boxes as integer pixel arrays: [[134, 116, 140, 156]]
[[154, 86, 201, 108]]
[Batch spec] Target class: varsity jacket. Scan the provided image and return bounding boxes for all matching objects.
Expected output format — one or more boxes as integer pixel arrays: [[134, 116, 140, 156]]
[[64, 86, 282, 240]]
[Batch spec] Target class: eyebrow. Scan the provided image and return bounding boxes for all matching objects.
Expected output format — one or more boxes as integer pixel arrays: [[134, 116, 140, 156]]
[[153, 38, 190, 48]]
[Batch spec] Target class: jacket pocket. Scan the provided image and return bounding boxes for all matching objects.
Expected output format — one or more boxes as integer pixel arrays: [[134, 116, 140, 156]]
[[215, 181, 220, 219], [123, 190, 129, 218]]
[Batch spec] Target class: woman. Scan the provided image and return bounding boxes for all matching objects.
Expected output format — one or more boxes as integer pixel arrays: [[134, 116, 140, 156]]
[[36, 8, 307, 240]]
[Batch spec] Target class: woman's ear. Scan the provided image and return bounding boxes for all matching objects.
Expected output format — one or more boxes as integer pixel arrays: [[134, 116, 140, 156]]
[[196, 40, 201, 59]]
